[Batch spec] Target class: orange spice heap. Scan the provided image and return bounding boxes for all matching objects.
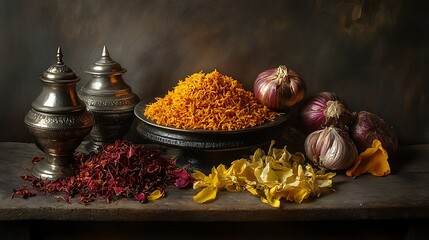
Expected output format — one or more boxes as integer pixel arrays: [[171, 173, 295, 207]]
[[144, 70, 277, 131]]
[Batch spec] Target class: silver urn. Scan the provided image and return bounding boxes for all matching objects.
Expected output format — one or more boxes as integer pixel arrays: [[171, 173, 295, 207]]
[[24, 47, 95, 180], [78, 46, 139, 152]]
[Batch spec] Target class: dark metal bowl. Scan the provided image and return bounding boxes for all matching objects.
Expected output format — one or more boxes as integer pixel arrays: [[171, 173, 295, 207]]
[[134, 101, 287, 172]]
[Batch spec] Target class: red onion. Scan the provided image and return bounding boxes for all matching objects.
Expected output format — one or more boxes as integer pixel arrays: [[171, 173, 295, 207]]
[[304, 126, 358, 170], [350, 111, 398, 155], [299, 92, 353, 133], [253, 65, 306, 111]]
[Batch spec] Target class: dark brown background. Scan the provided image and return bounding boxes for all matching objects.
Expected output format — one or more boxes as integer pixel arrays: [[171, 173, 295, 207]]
[[1, 0, 428, 146]]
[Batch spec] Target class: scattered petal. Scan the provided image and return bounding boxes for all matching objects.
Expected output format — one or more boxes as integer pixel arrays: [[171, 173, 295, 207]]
[[346, 139, 390, 177], [11, 188, 36, 199], [174, 168, 193, 188], [147, 189, 164, 200], [261, 188, 281, 208], [135, 192, 146, 203], [193, 185, 218, 203]]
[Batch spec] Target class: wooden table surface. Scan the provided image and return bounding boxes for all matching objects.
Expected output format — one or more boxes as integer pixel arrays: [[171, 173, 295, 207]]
[[1, 142, 428, 222]]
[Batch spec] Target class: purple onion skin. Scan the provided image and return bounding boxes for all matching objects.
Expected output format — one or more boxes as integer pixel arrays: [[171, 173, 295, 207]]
[[299, 92, 352, 133], [253, 66, 306, 112], [254, 68, 279, 109], [350, 111, 398, 155]]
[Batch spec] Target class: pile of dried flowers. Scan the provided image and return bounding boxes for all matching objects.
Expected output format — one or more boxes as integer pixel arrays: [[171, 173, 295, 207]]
[[12, 140, 192, 204], [191, 140, 336, 208]]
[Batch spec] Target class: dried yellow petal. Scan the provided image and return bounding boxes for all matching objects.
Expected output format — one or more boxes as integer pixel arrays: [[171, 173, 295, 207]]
[[346, 139, 390, 177], [191, 170, 207, 181], [255, 163, 279, 187], [147, 189, 164, 201], [261, 188, 281, 208], [273, 185, 311, 203], [245, 185, 259, 196], [193, 185, 218, 203]]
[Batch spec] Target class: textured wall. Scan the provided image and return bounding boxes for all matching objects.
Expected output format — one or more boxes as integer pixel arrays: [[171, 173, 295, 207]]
[[1, 0, 428, 145]]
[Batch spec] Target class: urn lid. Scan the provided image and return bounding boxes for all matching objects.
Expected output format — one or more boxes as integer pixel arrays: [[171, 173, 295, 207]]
[[32, 47, 86, 113], [79, 46, 139, 112], [85, 46, 126, 75], [41, 47, 79, 82]]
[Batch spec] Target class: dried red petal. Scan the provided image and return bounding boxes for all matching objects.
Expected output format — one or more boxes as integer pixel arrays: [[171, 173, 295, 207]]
[[173, 168, 193, 188], [146, 163, 161, 174], [127, 146, 136, 159], [113, 187, 126, 195], [12, 188, 36, 199], [54, 195, 71, 203], [135, 192, 146, 203]]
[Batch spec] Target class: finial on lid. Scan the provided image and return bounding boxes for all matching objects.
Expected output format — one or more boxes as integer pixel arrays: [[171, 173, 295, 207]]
[[56, 47, 63, 65], [85, 46, 125, 74], [42, 47, 77, 80], [102, 46, 110, 58]]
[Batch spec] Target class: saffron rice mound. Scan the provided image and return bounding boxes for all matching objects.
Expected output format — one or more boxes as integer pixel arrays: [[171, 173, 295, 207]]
[[144, 70, 278, 131]]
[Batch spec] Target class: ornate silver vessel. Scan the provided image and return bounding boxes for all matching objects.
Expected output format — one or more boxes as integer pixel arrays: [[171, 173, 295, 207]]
[[78, 46, 139, 152], [24, 47, 95, 180]]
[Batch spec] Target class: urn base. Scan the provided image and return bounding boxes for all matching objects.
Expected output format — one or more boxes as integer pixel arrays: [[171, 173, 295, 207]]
[[31, 156, 75, 180], [25, 122, 93, 180], [84, 139, 107, 152]]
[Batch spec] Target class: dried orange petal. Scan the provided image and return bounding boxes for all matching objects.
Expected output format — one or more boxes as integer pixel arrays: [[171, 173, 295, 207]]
[[346, 139, 390, 177]]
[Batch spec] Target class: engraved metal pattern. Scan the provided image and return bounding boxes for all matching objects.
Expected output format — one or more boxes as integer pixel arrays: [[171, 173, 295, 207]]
[[46, 65, 71, 73], [25, 109, 95, 130], [136, 120, 282, 150], [85, 95, 139, 109]]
